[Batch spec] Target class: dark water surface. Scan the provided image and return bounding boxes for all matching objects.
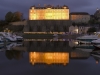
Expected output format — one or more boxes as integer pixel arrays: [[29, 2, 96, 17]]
[[0, 39, 100, 75]]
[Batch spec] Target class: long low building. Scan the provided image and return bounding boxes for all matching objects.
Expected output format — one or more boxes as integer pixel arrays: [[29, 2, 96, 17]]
[[70, 12, 90, 23]]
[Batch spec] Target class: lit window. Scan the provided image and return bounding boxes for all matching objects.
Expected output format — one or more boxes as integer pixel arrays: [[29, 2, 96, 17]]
[[32, 7, 34, 9], [64, 7, 66, 9], [30, 10, 32, 12]]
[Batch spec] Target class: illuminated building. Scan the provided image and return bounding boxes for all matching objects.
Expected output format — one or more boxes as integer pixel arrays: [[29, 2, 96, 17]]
[[29, 52, 69, 65], [69, 25, 90, 34], [70, 12, 90, 23], [24, 5, 71, 33], [70, 50, 90, 59], [29, 5, 69, 20]]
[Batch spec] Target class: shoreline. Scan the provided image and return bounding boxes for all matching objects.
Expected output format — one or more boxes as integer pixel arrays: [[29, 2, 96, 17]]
[[23, 33, 82, 39]]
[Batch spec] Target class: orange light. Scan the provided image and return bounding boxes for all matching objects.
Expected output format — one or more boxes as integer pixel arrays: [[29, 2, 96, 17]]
[[29, 52, 69, 65], [29, 8, 69, 20]]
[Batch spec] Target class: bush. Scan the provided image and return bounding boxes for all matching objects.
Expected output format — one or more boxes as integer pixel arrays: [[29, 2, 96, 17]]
[[87, 27, 96, 34]]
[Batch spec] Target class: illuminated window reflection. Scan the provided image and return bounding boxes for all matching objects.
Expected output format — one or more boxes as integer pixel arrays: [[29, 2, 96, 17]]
[[29, 52, 69, 65]]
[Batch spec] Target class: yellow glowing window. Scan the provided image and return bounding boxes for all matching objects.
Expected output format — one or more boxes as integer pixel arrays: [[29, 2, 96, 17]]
[[32, 7, 34, 9], [30, 10, 32, 12], [64, 7, 66, 9], [47, 8, 51, 9]]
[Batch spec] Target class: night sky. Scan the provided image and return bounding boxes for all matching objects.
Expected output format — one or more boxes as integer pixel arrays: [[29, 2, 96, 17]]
[[0, 0, 99, 19]]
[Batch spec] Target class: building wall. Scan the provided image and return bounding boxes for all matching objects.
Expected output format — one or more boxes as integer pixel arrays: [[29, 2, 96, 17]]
[[70, 14, 90, 23], [23, 20, 71, 32], [78, 26, 90, 34], [69, 25, 90, 34], [10, 20, 27, 25], [69, 26, 78, 34], [70, 50, 90, 59], [29, 6, 69, 20]]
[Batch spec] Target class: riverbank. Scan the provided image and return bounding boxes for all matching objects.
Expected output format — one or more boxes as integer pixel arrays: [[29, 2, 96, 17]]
[[22, 33, 82, 39], [58, 34, 82, 39]]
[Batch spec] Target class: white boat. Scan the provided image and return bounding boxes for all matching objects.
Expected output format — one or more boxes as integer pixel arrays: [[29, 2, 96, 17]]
[[76, 48, 93, 52], [77, 35, 98, 41], [91, 39, 100, 44], [0, 36, 4, 43], [6, 42, 23, 50], [74, 44, 94, 52], [78, 40, 91, 44], [93, 44, 100, 49], [76, 32, 100, 43], [91, 52, 100, 60], [0, 32, 23, 42]]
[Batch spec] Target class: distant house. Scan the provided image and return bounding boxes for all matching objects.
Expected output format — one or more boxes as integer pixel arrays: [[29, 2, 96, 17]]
[[69, 25, 90, 34], [69, 25, 78, 34], [70, 12, 90, 23]]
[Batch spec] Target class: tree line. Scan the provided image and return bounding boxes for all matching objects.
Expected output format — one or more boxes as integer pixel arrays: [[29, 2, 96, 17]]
[[0, 11, 23, 31]]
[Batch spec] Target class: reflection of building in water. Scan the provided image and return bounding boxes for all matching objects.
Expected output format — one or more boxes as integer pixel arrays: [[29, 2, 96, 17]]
[[93, 56, 100, 64], [29, 52, 69, 65], [91, 52, 100, 64], [24, 39, 66, 41], [68, 40, 78, 47], [70, 50, 90, 59], [24, 41, 72, 52]]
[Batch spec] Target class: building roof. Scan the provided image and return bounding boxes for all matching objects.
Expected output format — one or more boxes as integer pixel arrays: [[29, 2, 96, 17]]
[[94, 9, 100, 17], [30, 5, 69, 9], [70, 12, 89, 15]]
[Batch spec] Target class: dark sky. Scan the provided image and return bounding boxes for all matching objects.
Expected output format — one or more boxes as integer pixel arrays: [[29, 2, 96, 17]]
[[0, 0, 99, 20]]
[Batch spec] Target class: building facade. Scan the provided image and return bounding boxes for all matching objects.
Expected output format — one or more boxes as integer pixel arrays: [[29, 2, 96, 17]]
[[70, 12, 90, 23], [29, 5, 69, 20], [10, 20, 27, 26], [24, 5, 71, 32], [69, 25, 90, 34]]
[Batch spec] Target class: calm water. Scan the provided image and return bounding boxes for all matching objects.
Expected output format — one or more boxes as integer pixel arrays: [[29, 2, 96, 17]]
[[0, 39, 100, 75]]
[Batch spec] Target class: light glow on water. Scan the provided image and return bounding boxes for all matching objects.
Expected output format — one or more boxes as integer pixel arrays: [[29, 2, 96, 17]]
[[29, 52, 69, 65]]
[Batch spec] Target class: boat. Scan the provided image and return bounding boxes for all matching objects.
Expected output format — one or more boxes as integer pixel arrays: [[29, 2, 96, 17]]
[[76, 48, 93, 52], [91, 51, 100, 59], [93, 44, 100, 50], [6, 42, 23, 50], [0, 43, 5, 51], [0, 36, 4, 43], [91, 39, 100, 44], [91, 51, 100, 64], [76, 35, 98, 41], [76, 32, 100, 44], [78, 40, 91, 44], [0, 32, 23, 42], [75, 44, 94, 48], [73, 44, 94, 52]]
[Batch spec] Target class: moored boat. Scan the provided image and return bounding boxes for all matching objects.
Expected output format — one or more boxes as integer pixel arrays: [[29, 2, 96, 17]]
[[73, 44, 94, 52], [93, 44, 100, 49], [91, 39, 100, 44], [76, 32, 100, 44], [0, 32, 23, 42]]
